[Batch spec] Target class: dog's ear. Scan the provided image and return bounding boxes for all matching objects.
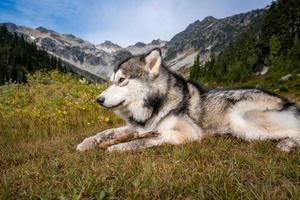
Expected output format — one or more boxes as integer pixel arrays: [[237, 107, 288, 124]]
[[144, 48, 162, 78]]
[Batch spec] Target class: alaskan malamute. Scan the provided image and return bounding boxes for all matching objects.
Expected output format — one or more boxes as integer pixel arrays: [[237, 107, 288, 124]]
[[77, 48, 300, 152]]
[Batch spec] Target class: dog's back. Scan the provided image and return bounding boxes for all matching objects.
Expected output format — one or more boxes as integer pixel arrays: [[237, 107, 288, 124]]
[[186, 83, 300, 151]]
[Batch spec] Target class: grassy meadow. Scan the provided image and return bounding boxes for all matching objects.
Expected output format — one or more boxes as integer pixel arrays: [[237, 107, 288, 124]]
[[0, 71, 300, 199]]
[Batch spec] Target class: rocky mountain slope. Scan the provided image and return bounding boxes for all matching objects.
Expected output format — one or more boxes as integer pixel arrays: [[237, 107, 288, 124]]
[[96, 40, 122, 53], [1, 9, 265, 80], [127, 39, 167, 55], [164, 9, 265, 70], [1, 23, 164, 80]]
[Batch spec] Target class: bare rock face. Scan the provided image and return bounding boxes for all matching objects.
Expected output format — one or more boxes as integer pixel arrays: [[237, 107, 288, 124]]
[[256, 66, 269, 76], [280, 74, 292, 81], [96, 41, 122, 53]]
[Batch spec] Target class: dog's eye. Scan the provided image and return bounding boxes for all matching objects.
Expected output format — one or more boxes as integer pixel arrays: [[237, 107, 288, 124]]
[[119, 78, 125, 83]]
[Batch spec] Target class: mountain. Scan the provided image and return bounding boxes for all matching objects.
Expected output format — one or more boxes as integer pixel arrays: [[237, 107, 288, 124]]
[[126, 39, 167, 55], [0, 25, 65, 84], [189, 0, 300, 90], [0, 23, 165, 80], [0, 9, 265, 80], [164, 9, 265, 70], [96, 40, 122, 53], [0, 24, 133, 80]]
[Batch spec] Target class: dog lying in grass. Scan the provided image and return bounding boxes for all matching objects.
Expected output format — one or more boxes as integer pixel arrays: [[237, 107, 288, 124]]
[[77, 48, 300, 152]]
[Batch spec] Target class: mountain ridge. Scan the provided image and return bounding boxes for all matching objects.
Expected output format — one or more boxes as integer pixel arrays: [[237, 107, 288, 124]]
[[0, 8, 266, 80], [164, 9, 265, 70]]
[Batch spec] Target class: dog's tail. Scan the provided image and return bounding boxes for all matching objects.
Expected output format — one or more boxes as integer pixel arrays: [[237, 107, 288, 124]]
[[290, 104, 300, 136], [279, 99, 300, 115], [274, 99, 300, 137]]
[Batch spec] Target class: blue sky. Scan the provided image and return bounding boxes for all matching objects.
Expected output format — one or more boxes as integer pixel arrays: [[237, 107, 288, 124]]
[[0, 0, 272, 47]]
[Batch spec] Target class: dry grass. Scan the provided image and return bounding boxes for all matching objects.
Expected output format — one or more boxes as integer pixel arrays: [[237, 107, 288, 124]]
[[0, 71, 300, 199]]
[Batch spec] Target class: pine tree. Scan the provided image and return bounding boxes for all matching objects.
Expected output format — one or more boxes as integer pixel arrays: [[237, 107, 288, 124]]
[[189, 55, 201, 81], [197, 0, 300, 84], [0, 25, 65, 84], [269, 35, 281, 59]]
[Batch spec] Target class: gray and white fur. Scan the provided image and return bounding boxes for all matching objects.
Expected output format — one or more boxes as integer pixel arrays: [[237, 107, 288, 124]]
[[77, 48, 300, 152]]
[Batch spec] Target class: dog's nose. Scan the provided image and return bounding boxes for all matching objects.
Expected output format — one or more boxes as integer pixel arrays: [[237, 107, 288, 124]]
[[97, 96, 105, 105]]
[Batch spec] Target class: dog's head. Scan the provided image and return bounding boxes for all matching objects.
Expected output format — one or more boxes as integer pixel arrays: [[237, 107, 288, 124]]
[[97, 48, 163, 111]]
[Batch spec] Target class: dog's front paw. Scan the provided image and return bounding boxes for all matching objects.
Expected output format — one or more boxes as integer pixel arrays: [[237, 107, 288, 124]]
[[76, 137, 97, 152], [107, 143, 134, 152]]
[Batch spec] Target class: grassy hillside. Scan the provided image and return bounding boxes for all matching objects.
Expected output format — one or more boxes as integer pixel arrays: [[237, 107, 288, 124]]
[[0, 70, 300, 199]]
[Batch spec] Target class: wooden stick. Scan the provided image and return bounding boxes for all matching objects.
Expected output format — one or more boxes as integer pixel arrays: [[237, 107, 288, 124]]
[[98, 131, 159, 149]]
